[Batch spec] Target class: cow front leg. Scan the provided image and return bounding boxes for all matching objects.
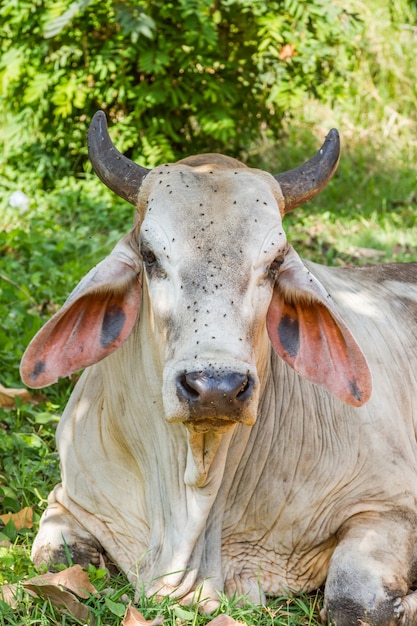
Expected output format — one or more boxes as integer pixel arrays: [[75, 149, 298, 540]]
[[32, 487, 103, 569], [322, 512, 417, 626]]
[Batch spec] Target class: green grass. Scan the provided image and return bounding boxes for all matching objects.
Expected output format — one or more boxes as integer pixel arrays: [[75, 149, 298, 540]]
[[0, 581, 323, 626], [1, 0, 417, 623]]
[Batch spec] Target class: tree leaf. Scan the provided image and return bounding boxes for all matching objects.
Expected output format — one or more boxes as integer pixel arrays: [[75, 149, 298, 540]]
[[24, 564, 97, 598], [105, 596, 127, 617], [0, 383, 41, 409], [0, 506, 33, 530], [209, 616, 247, 626], [0, 583, 25, 609], [173, 606, 195, 621], [0, 565, 96, 616], [23, 583, 90, 620], [43, 0, 92, 38], [123, 604, 164, 626]]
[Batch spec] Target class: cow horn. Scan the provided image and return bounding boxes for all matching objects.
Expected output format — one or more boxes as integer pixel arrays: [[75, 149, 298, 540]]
[[88, 110, 150, 206], [275, 129, 340, 213]]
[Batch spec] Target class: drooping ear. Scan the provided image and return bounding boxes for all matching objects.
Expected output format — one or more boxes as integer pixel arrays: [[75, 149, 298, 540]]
[[266, 246, 372, 406], [20, 236, 141, 388]]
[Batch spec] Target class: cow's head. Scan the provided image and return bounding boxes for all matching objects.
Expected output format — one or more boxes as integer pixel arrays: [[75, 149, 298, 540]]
[[21, 112, 371, 442]]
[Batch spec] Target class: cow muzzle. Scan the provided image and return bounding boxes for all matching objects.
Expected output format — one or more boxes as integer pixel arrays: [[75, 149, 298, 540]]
[[163, 361, 259, 486], [173, 367, 257, 430]]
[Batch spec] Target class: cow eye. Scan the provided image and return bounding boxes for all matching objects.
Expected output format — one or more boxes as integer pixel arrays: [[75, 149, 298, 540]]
[[268, 257, 283, 280], [141, 245, 157, 270]]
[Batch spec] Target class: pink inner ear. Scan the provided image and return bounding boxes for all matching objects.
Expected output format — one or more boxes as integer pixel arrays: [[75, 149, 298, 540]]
[[20, 282, 141, 388], [267, 293, 372, 407]]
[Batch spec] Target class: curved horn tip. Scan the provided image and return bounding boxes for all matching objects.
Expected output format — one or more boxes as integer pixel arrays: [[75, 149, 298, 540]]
[[275, 128, 341, 213], [88, 110, 108, 143], [327, 128, 339, 139], [93, 109, 106, 120], [92, 109, 107, 128], [87, 110, 150, 206], [324, 127, 340, 148]]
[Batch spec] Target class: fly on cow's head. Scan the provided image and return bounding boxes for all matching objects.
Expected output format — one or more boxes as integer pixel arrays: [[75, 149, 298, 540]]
[[126, 158, 295, 429]]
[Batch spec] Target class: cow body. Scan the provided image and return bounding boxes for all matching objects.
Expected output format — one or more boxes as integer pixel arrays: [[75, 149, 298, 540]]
[[21, 114, 417, 625]]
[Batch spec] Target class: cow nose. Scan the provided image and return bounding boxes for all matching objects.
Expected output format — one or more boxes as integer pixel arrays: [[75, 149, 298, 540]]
[[176, 370, 254, 415]]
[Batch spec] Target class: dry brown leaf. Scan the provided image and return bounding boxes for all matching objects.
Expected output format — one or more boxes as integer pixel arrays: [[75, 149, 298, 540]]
[[0, 506, 33, 530], [23, 583, 90, 621], [24, 564, 96, 598], [0, 565, 95, 619], [0, 383, 41, 408], [0, 583, 21, 609], [123, 604, 164, 626], [209, 616, 247, 626], [0, 582, 39, 608]]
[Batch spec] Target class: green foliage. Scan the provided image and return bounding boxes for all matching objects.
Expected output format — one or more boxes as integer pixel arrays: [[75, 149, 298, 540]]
[[0, 0, 417, 623], [344, 0, 417, 141], [0, 171, 132, 386], [0, 566, 323, 626], [0, 405, 59, 510], [0, 0, 363, 184], [254, 124, 417, 266]]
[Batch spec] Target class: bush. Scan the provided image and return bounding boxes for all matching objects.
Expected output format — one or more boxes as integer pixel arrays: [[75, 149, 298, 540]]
[[0, 0, 363, 184]]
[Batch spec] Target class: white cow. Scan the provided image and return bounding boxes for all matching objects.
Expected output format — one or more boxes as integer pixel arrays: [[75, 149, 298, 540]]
[[21, 112, 417, 625]]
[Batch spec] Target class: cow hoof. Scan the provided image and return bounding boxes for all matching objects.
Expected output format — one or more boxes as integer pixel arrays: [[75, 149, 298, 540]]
[[32, 492, 104, 570], [321, 597, 403, 626], [32, 540, 102, 570]]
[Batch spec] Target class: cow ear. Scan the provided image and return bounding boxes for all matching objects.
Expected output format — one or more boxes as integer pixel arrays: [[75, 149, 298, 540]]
[[266, 245, 372, 406], [20, 236, 141, 388]]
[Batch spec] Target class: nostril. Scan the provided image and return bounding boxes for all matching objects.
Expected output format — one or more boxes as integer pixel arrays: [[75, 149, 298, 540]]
[[176, 373, 201, 402], [236, 375, 253, 401]]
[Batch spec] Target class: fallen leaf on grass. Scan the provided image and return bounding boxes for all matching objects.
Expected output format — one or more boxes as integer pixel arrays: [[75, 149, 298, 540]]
[[122, 606, 247, 626], [23, 583, 90, 621], [208, 616, 247, 626], [0, 383, 42, 408], [123, 604, 164, 626], [0, 506, 33, 530], [0, 582, 35, 609], [0, 564, 96, 620], [174, 606, 195, 621], [26, 564, 97, 598], [105, 596, 127, 617]]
